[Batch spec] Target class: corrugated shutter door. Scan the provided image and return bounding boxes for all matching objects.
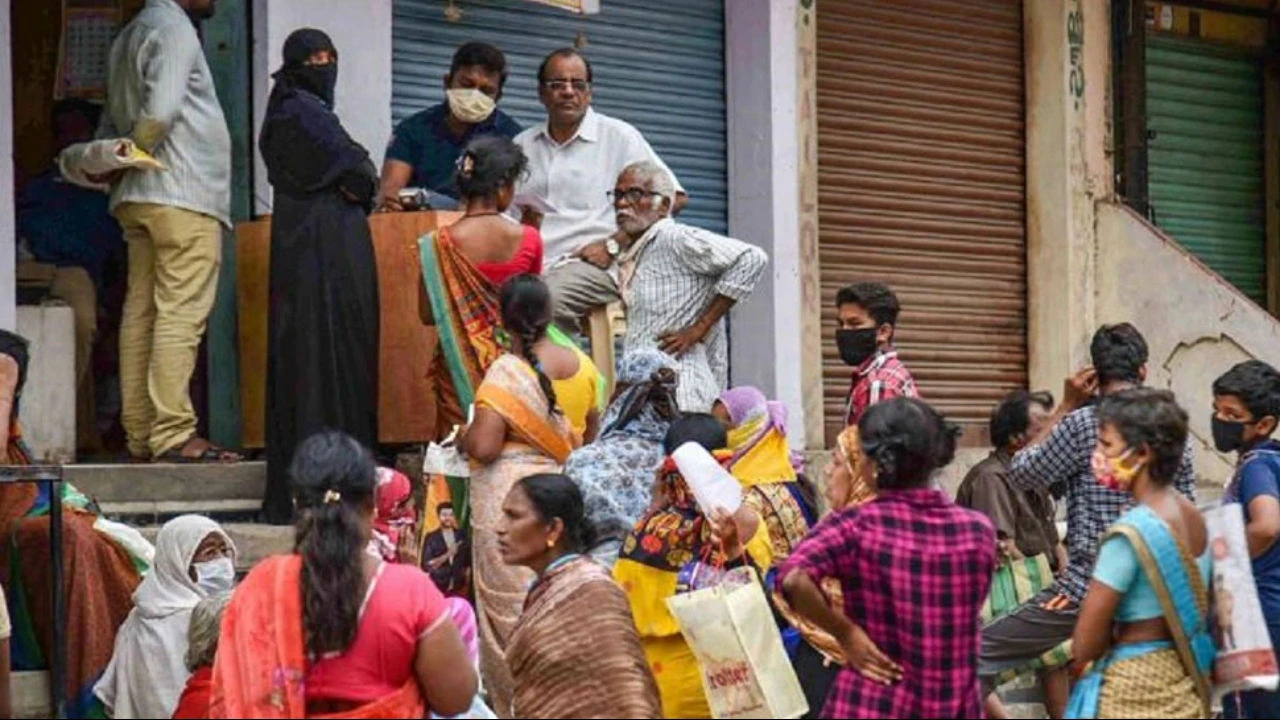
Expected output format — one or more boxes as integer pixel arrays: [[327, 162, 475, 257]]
[[816, 0, 1027, 445], [392, 0, 726, 232], [1146, 34, 1265, 303]]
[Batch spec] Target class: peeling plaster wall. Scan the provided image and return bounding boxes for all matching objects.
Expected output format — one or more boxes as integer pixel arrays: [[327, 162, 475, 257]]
[[1097, 202, 1280, 487]]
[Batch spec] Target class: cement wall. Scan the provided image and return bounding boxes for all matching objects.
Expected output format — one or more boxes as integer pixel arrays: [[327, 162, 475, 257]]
[[251, 0, 393, 215], [17, 305, 76, 463], [1096, 202, 1280, 486]]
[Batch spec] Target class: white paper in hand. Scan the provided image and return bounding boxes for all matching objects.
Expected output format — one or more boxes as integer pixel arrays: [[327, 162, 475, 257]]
[[673, 442, 742, 515], [512, 192, 559, 216]]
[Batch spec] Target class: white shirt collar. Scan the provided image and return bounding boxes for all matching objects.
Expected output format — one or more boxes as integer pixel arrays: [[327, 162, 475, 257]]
[[539, 106, 600, 146]]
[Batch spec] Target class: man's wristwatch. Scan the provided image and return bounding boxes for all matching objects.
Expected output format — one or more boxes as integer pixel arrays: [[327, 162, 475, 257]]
[[606, 239, 621, 258]]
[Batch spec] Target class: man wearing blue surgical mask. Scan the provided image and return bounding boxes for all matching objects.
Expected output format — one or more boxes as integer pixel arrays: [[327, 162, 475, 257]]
[[379, 42, 522, 210]]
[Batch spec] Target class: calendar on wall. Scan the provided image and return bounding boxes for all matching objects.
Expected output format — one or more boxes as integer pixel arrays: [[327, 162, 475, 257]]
[[55, 3, 122, 100]]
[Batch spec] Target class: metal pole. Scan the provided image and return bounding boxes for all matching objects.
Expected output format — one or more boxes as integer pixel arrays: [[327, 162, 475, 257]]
[[49, 477, 65, 720]]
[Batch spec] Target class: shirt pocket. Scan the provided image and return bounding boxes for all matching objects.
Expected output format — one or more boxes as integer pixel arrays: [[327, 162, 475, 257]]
[[550, 152, 607, 212]]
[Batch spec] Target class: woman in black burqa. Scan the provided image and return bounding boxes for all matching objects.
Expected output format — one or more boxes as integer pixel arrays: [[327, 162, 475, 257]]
[[260, 28, 379, 524]]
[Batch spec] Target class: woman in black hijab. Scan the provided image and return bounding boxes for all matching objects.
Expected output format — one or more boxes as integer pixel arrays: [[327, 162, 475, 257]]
[[260, 29, 380, 524]]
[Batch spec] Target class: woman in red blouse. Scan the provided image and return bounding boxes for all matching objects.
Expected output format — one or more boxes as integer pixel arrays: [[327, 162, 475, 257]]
[[446, 136, 543, 285], [418, 136, 545, 439]]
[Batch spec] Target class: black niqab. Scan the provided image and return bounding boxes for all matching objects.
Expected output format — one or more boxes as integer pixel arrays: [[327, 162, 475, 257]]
[[272, 28, 338, 107]]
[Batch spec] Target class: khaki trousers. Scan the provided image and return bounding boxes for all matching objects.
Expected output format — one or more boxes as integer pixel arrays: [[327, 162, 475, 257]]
[[113, 203, 221, 458]]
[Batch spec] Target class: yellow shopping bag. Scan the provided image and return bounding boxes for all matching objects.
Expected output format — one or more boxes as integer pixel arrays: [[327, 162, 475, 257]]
[[666, 568, 808, 719]]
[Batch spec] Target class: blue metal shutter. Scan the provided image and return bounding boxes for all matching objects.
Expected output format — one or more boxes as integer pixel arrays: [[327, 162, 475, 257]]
[[1146, 34, 1265, 303], [392, 0, 727, 232]]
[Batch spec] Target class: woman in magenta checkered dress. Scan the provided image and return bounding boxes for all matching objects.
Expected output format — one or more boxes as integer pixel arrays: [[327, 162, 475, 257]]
[[780, 398, 998, 718]]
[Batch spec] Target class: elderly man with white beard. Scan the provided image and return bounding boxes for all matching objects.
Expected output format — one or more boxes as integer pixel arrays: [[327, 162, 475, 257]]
[[612, 161, 768, 412]]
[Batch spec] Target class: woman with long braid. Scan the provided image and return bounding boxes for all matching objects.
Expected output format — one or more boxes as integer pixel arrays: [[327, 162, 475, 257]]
[[460, 274, 579, 716]]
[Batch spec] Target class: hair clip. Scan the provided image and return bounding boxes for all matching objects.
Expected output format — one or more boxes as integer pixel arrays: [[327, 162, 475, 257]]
[[456, 152, 475, 176], [323, 490, 342, 505]]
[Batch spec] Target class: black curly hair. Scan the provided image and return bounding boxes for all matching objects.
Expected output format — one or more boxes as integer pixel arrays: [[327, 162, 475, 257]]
[[1097, 388, 1189, 486]]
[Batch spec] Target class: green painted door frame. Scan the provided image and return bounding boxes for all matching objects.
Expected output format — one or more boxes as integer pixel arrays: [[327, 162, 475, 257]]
[[202, 0, 250, 449]]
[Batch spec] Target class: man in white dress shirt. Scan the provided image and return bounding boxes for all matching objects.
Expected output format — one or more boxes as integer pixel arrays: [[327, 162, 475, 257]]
[[513, 48, 686, 332]]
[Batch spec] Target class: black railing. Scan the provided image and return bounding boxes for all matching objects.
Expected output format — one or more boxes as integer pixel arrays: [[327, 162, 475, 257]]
[[0, 465, 65, 719]]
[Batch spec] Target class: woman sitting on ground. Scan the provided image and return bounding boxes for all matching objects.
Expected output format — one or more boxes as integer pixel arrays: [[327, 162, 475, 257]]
[[172, 593, 232, 720], [502, 473, 660, 718], [1066, 389, 1213, 719], [96, 515, 237, 718], [0, 328, 149, 718], [209, 431, 476, 718], [564, 348, 680, 567], [613, 413, 770, 719], [713, 385, 816, 563]]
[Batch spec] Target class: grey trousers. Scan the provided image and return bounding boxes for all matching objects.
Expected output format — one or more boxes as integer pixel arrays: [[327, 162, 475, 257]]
[[978, 588, 1079, 694], [545, 258, 620, 333]]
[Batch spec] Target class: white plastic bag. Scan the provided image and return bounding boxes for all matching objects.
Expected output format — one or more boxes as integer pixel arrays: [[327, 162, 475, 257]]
[[666, 567, 808, 719], [1206, 503, 1280, 696], [673, 441, 743, 515], [57, 138, 164, 190]]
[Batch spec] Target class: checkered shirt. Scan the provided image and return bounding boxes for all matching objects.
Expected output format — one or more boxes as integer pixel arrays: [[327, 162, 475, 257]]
[[1007, 403, 1197, 603], [780, 489, 996, 719]]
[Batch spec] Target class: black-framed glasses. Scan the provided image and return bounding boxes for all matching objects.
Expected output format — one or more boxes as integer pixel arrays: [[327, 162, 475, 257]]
[[542, 78, 590, 93], [608, 188, 664, 205]]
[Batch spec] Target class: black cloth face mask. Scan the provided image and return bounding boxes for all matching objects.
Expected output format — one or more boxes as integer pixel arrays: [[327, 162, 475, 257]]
[[836, 327, 879, 367]]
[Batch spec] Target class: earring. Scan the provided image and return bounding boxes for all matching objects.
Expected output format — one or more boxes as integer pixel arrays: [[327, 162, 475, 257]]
[[546, 539, 555, 549]]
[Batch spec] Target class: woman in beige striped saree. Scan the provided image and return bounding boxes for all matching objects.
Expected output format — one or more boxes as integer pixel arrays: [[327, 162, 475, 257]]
[[500, 474, 660, 719]]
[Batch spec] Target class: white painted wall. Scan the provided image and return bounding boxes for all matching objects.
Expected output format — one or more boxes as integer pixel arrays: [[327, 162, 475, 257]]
[[0, 1, 16, 330], [251, 0, 393, 214], [725, 0, 806, 447]]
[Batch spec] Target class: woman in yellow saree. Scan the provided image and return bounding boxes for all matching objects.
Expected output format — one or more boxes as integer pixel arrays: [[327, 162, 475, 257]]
[[460, 275, 578, 717], [712, 387, 816, 562]]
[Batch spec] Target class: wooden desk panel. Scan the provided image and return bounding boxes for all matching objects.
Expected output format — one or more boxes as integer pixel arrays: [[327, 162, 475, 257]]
[[236, 211, 461, 448]]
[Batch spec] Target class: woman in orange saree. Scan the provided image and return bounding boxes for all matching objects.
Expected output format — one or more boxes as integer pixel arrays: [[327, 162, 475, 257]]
[[0, 329, 143, 718], [210, 432, 476, 719], [461, 276, 577, 717]]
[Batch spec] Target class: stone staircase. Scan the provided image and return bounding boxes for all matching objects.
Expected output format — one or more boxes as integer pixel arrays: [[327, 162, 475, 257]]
[[14, 461, 292, 718]]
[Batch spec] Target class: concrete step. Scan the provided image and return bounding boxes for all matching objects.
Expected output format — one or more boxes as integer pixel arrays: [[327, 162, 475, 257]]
[[13, 671, 50, 719], [137, 521, 293, 571], [64, 462, 266, 521]]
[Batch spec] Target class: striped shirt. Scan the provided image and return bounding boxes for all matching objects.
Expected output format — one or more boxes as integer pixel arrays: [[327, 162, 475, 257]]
[[100, 0, 231, 228], [620, 218, 767, 412]]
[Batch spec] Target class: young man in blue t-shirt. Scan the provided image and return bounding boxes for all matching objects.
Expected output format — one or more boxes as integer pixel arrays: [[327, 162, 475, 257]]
[[1214, 360, 1280, 718]]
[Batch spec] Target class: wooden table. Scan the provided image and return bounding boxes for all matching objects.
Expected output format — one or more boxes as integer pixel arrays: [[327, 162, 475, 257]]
[[236, 211, 461, 448]]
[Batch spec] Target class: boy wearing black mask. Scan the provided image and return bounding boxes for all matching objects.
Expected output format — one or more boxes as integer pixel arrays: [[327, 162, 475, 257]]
[[1213, 360, 1280, 719], [835, 282, 918, 425]]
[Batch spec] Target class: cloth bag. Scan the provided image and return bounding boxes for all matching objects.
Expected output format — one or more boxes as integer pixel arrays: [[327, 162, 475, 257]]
[[666, 567, 808, 719], [983, 553, 1072, 686], [1205, 503, 1280, 696]]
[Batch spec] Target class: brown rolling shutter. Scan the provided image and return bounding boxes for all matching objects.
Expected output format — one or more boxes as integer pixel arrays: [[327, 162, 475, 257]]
[[816, 0, 1027, 446]]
